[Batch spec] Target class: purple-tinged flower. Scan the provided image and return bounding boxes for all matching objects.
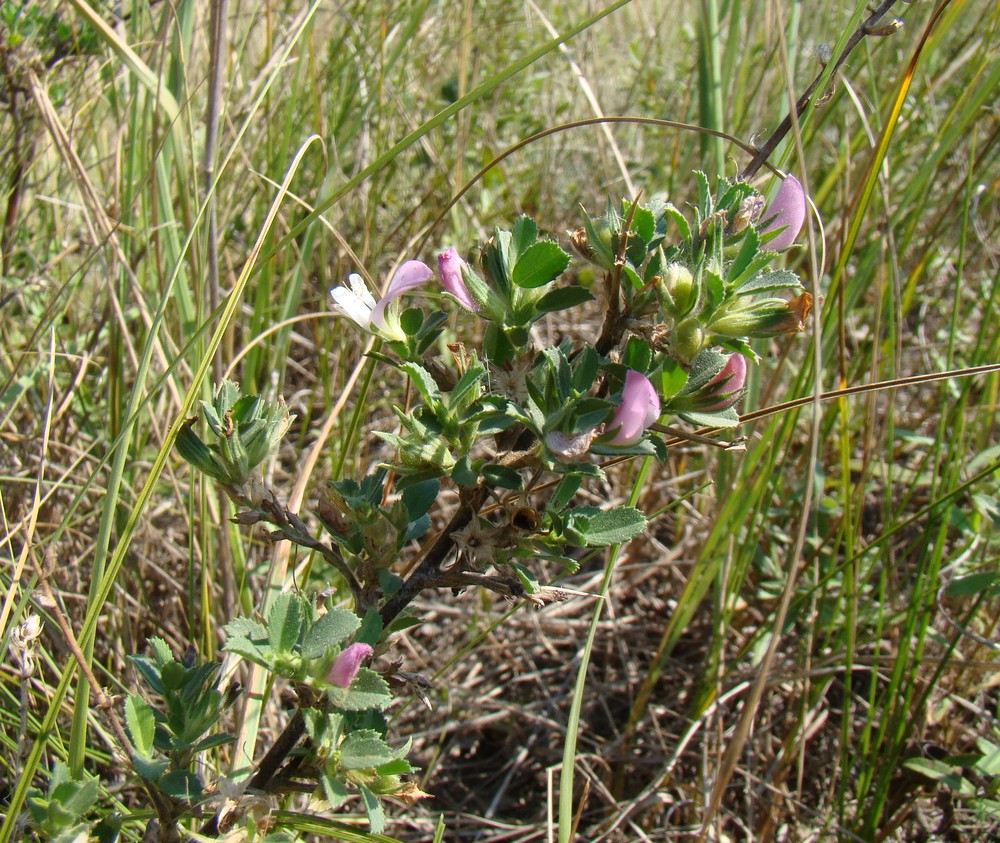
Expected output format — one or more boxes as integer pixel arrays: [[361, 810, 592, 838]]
[[701, 353, 748, 412], [328, 642, 373, 688], [762, 174, 806, 251], [438, 248, 479, 312], [607, 370, 661, 446], [330, 260, 434, 334]]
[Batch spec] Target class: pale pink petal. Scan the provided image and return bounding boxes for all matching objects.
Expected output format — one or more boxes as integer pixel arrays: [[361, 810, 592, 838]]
[[370, 260, 435, 329], [328, 642, 373, 688], [763, 175, 806, 251], [607, 371, 661, 446]]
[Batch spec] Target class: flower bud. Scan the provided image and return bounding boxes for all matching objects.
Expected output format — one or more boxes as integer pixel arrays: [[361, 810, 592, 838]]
[[438, 248, 479, 312], [328, 642, 373, 688], [701, 353, 748, 412], [670, 318, 705, 364], [658, 263, 696, 316]]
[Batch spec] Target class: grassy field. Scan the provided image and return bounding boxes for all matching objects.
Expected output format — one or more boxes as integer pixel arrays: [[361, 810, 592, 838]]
[[1, 0, 999, 840]]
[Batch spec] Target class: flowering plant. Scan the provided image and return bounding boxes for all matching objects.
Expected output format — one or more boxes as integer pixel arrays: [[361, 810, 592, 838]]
[[171, 171, 808, 834]]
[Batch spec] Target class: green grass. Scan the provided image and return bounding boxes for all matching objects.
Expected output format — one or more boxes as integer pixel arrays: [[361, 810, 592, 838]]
[[1, 0, 999, 840]]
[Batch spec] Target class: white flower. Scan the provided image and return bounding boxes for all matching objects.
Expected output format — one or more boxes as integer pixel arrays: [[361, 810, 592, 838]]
[[330, 260, 434, 337], [330, 273, 377, 329]]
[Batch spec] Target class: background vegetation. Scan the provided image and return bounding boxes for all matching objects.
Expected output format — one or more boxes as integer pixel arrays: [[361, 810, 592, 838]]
[[1, 0, 998, 839]]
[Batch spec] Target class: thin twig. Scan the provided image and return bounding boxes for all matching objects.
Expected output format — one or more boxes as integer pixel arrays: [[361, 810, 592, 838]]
[[740, 0, 905, 180], [379, 484, 491, 627]]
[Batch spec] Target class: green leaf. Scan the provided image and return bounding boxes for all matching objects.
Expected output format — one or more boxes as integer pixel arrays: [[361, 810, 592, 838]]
[[482, 464, 523, 490], [510, 562, 540, 595], [128, 655, 164, 695], [534, 285, 594, 315], [339, 730, 398, 770], [903, 759, 976, 796], [356, 609, 384, 647], [376, 758, 414, 776], [360, 784, 386, 834], [400, 362, 442, 406], [268, 592, 304, 655], [512, 241, 571, 288], [402, 479, 441, 521], [132, 754, 169, 782], [157, 770, 203, 801], [547, 475, 582, 513], [664, 203, 690, 242], [399, 307, 423, 337], [571, 345, 599, 394], [328, 668, 392, 711], [943, 572, 1000, 597], [302, 607, 361, 660], [975, 741, 1000, 776], [451, 455, 481, 487], [320, 773, 350, 809], [726, 226, 759, 284], [678, 407, 741, 428], [727, 250, 777, 290], [50, 769, 99, 820], [660, 358, 689, 401], [160, 662, 187, 692], [581, 506, 647, 547], [124, 695, 156, 757], [511, 215, 539, 263], [147, 637, 174, 668], [623, 337, 652, 372], [737, 269, 802, 295], [188, 733, 236, 754], [628, 202, 655, 243], [222, 635, 268, 666], [483, 322, 515, 367], [174, 422, 228, 482], [449, 362, 486, 409]]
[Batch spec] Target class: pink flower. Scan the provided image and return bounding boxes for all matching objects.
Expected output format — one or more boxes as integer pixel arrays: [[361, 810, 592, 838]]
[[438, 248, 479, 311], [330, 260, 434, 333], [607, 371, 661, 446], [701, 353, 748, 412], [763, 174, 806, 251], [328, 642, 373, 688]]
